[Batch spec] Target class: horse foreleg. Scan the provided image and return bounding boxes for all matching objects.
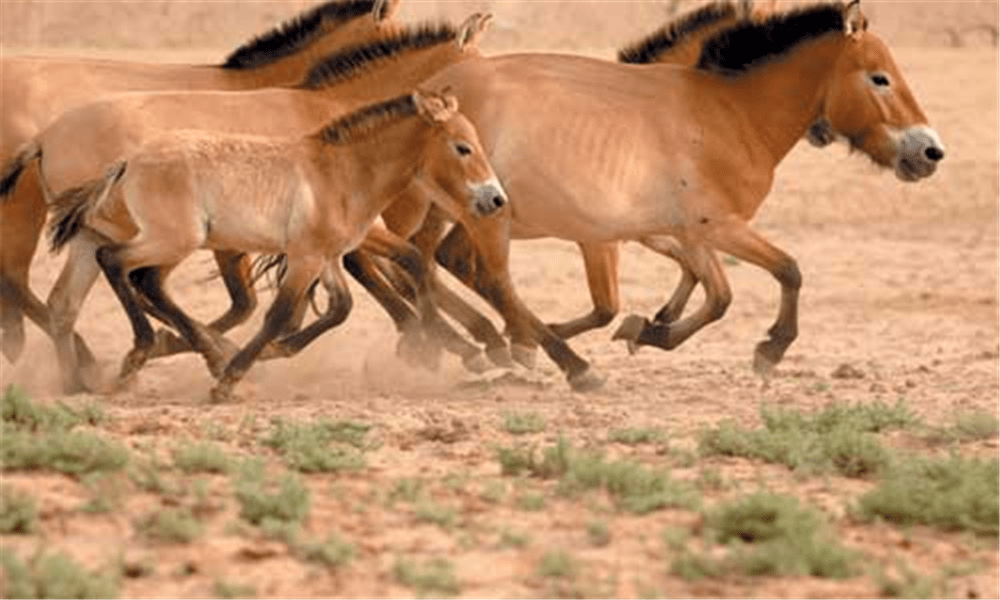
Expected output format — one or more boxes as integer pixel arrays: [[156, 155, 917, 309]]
[[269, 262, 353, 356], [707, 223, 801, 377], [213, 255, 323, 403], [0, 167, 46, 363], [548, 242, 621, 340], [639, 235, 700, 325], [455, 217, 605, 392], [613, 243, 731, 356]]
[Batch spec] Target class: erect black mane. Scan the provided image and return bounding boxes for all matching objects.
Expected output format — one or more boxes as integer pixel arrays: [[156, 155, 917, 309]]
[[697, 2, 846, 75], [316, 93, 418, 145], [618, 2, 740, 64], [222, 0, 377, 70], [299, 22, 457, 89]]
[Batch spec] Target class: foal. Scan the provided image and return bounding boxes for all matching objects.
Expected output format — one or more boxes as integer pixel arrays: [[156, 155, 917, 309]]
[[49, 91, 507, 402]]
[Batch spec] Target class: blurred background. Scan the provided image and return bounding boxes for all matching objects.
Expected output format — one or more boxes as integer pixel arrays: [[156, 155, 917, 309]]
[[1, 0, 997, 54]]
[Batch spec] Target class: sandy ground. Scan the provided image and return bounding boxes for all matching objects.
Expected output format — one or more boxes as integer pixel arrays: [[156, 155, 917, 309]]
[[1, 1, 998, 597]]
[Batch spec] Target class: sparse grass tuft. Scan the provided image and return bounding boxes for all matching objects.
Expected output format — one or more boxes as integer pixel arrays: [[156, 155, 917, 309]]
[[173, 440, 233, 474], [0, 486, 36, 534], [608, 426, 668, 446], [480, 480, 506, 504], [262, 418, 370, 473], [921, 409, 999, 445], [214, 578, 256, 599], [498, 527, 531, 549], [0, 547, 120, 598], [295, 533, 354, 569], [672, 491, 858, 580], [135, 507, 203, 544], [515, 492, 546, 511], [537, 549, 578, 579], [856, 453, 999, 536], [698, 401, 910, 477], [586, 520, 611, 547], [393, 556, 460, 597], [387, 477, 424, 506], [496, 437, 700, 514], [414, 501, 457, 529], [233, 460, 309, 526], [502, 411, 546, 435]]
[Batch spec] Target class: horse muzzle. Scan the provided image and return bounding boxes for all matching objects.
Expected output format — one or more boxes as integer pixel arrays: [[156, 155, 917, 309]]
[[894, 126, 945, 182], [470, 179, 508, 217]]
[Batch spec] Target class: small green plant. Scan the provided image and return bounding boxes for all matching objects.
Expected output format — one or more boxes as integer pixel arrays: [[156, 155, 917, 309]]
[[128, 454, 175, 495], [414, 501, 457, 529], [135, 507, 203, 544], [874, 560, 943, 598], [0, 486, 36, 534], [480, 480, 506, 504], [173, 440, 233, 474], [387, 477, 424, 506], [586, 520, 611, 547], [516, 492, 546, 511], [262, 419, 371, 472], [295, 533, 354, 569], [233, 460, 310, 526], [214, 578, 256, 599], [608, 427, 668, 446], [393, 556, 460, 597], [536, 549, 578, 579], [670, 549, 724, 581], [498, 527, 531, 549], [856, 453, 999, 536], [0, 547, 120, 598], [502, 411, 546, 435], [922, 409, 999, 445]]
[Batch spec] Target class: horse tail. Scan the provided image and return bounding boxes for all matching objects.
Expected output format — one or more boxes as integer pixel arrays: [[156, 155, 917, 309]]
[[0, 141, 41, 199], [48, 160, 128, 253]]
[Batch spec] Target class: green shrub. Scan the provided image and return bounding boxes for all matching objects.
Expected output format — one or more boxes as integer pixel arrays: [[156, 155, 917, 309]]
[[608, 427, 668, 446], [135, 507, 202, 544], [173, 441, 233, 474], [502, 411, 546, 435], [233, 460, 309, 525], [262, 419, 370, 472], [0, 486, 36, 534], [0, 547, 119, 598], [295, 533, 354, 569], [393, 556, 460, 597]]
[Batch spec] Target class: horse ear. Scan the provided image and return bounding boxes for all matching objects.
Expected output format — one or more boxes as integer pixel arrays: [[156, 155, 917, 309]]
[[413, 90, 457, 123], [373, 0, 401, 23], [457, 12, 492, 51], [844, 0, 867, 35]]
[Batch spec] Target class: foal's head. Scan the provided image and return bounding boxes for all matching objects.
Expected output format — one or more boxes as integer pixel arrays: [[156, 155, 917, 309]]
[[412, 90, 507, 218], [822, 1, 944, 181]]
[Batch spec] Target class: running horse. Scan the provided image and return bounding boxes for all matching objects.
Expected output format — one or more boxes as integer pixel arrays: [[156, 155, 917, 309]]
[[0, 0, 403, 366], [46, 91, 508, 402], [417, 0, 944, 376]]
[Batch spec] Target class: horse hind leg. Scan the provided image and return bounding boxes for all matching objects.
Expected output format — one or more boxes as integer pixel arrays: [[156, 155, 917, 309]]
[[95, 245, 159, 388], [0, 169, 47, 363], [548, 241, 621, 340]]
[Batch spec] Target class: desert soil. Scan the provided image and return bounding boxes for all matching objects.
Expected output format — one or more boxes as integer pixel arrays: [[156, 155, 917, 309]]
[[1, 1, 998, 598]]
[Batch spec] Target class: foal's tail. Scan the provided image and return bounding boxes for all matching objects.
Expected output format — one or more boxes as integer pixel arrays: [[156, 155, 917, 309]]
[[48, 160, 128, 253], [0, 141, 41, 200]]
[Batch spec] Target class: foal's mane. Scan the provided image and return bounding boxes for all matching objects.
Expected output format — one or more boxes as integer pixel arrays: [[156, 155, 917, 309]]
[[222, 0, 377, 70], [316, 93, 418, 144], [300, 22, 458, 89], [697, 2, 846, 76], [618, 1, 740, 64]]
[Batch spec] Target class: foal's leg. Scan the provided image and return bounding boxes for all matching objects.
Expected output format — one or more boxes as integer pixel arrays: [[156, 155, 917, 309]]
[[212, 255, 324, 403], [548, 241, 621, 340], [267, 262, 353, 356], [147, 250, 256, 359], [613, 243, 732, 355], [95, 245, 159, 386], [441, 219, 605, 392], [705, 222, 801, 376]]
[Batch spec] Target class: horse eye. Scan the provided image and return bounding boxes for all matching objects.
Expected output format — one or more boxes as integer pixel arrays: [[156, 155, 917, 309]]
[[455, 143, 473, 157], [871, 73, 890, 87]]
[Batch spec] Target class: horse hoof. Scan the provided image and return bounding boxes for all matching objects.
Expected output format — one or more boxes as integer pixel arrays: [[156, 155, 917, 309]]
[[209, 384, 235, 404], [568, 368, 606, 393], [461, 351, 492, 374], [511, 343, 537, 370], [612, 314, 648, 355], [752, 340, 782, 378], [486, 344, 515, 369]]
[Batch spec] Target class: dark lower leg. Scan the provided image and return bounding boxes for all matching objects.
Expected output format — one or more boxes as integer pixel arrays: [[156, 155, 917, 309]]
[[96, 246, 156, 382]]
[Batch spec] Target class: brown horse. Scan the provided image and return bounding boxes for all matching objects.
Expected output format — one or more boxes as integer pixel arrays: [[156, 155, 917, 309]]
[[46, 91, 508, 402], [0, 0, 403, 366], [4, 16, 493, 393], [414, 0, 944, 376]]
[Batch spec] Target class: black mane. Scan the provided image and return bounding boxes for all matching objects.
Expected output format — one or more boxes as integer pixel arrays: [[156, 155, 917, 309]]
[[316, 93, 418, 144], [618, 2, 740, 64], [697, 2, 846, 75], [223, 0, 377, 70], [300, 22, 457, 89]]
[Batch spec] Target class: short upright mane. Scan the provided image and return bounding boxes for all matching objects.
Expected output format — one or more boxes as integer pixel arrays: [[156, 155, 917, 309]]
[[697, 2, 846, 75], [316, 94, 418, 144], [300, 22, 457, 89], [618, 1, 740, 64], [223, 0, 377, 70]]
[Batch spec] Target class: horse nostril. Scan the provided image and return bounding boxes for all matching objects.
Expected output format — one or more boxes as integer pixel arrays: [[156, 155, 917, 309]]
[[925, 146, 944, 162], [491, 195, 505, 209]]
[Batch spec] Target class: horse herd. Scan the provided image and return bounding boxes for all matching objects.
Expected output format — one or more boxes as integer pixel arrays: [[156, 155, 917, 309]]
[[0, 0, 945, 402]]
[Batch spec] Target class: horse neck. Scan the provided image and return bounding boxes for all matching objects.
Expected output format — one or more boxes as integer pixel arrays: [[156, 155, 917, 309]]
[[713, 34, 846, 168], [312, 119, 431, 221], [318, 46, 475, 104]]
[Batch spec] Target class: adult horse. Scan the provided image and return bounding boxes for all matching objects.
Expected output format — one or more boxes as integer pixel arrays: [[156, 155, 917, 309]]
[[0, 0, 403, 366], [416, 0, 944, 376], [46, 90, 508, 402]]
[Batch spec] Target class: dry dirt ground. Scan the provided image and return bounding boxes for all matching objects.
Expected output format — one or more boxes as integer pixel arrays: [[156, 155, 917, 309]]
[[1, 1, 998, 598]]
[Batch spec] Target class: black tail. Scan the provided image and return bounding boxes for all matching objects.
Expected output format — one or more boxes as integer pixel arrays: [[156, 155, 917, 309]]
[[48, 161, 127, 252], [0, 141, 41, 199]]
